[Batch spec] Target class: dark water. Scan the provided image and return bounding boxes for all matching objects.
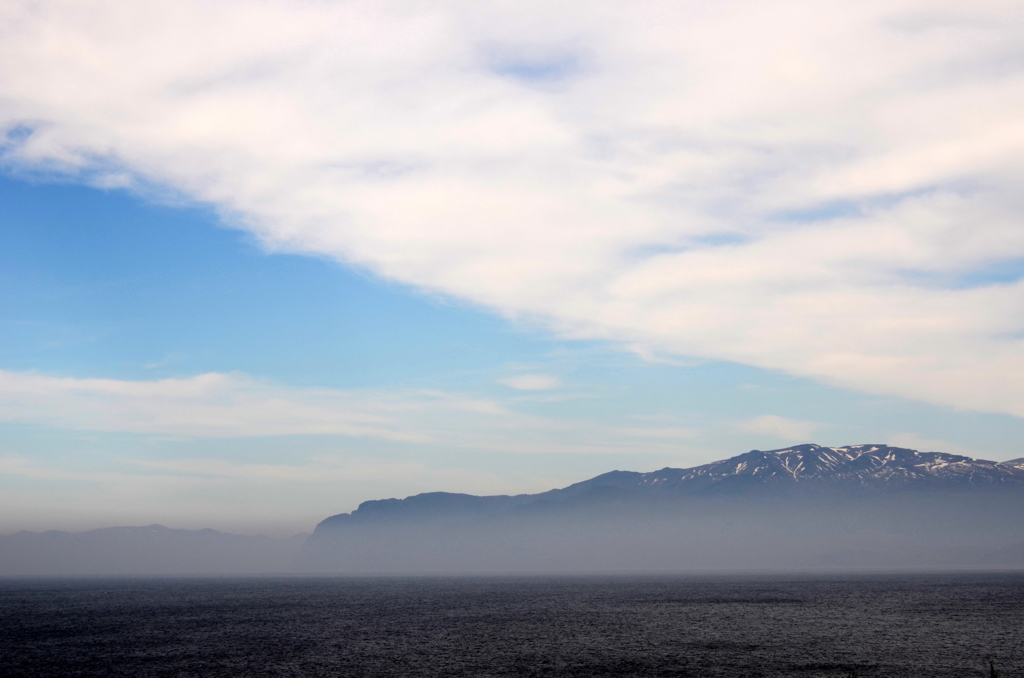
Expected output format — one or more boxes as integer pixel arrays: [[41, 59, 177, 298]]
[[1, 574, 1022, 677]]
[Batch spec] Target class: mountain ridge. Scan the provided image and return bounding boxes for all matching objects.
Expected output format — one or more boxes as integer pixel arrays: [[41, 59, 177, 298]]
[[315, 443, 1024, 532], [4, 443, 1024, 575], [0, 524, 308, 575], [570, 443, 1024, 492], [304, 442, 1024, 573]]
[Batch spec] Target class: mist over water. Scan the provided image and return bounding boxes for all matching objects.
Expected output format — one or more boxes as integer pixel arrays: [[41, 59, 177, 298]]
[[2, 575, 1022, 677], [5, 446, 1024, 576], [305, 491, 1024, 574]]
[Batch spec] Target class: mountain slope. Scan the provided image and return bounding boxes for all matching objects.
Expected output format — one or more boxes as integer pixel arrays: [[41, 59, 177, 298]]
[[564, 444, 1024, 494], [306, 444, 1024, 573], [315, 444, 1024, 531]]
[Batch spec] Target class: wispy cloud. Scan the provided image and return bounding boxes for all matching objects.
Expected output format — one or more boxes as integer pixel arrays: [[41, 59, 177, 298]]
[[124, 455, 510, 487], [499, 374, 562, 390], [1, 1, 1024, 416], [0, 369, 704, 456], [0, 370, 498, 441], [739, 415, 819, 442]]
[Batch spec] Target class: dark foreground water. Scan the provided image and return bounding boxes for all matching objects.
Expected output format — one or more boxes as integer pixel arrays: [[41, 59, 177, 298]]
[[1, 574, 1022, 677]]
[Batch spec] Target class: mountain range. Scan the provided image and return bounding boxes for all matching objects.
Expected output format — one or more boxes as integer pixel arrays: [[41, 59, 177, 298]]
[[306, 444, 1024, 573], [314, 444, 1024, 529], [4, 444, 1024, 575]]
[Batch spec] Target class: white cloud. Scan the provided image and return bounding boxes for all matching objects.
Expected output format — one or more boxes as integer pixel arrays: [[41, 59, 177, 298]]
[[739, 415, 819, 442], [0, 369, 704, 456], [0, 369, 499, 440], [499, 374, 562, 390], [1, 1, 1024, 415]]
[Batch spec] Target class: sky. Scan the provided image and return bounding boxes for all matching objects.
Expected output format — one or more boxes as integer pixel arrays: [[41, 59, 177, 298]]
[[1, 0, 1024, 535]]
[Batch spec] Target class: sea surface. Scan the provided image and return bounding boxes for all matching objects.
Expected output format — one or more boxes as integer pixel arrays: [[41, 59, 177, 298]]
[[1, 574, 1022, 677]]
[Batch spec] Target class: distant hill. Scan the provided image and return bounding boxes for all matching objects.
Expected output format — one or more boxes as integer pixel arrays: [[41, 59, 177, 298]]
[[305, 444, 1024, 573], [0, 525, 308, 576]]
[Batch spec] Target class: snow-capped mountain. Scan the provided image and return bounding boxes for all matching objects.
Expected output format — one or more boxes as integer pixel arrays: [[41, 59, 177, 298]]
[[563, 444, 1024, 496], [315, 443, 1024, 531], [306, 443, 1024, 573]]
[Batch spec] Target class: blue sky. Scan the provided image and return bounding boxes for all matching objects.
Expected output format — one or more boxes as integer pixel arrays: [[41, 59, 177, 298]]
[[4, 173, 1024, 534], [2, 0, 1024, 534], [0, 175, 550, 386]]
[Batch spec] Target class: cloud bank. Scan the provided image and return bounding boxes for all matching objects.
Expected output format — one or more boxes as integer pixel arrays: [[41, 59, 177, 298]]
[[2, 0, 1024, 415], [0, 369, 707, 456], [0, 370, 493, 440]]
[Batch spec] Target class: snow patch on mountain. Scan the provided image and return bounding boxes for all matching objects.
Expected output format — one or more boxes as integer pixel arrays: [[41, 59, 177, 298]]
[[567, 444, 1024, 495]]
